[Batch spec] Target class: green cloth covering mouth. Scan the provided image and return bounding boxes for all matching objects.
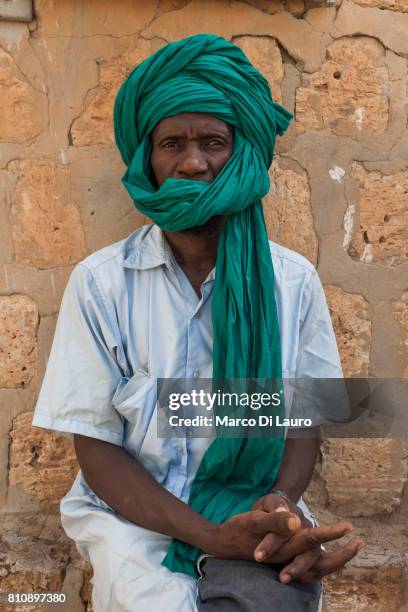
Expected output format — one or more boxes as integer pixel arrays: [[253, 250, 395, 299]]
[[113, 33, 293, 578]]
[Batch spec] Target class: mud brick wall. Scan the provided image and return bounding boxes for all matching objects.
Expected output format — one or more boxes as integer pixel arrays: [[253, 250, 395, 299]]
[[0, 1, 407, 610]]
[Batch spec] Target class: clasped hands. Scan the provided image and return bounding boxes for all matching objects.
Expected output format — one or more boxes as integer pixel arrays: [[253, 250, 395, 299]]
[[209, 494, 364, 584]]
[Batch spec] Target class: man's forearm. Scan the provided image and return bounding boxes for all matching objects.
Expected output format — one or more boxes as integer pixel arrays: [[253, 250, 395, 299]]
[[74, 433, 356, 569], [74, 434, 217, 551], [273, 431, 320, 503]]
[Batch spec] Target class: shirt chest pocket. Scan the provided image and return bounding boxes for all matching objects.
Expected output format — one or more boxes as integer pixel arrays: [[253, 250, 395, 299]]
[[112, 369, 156, 436], [111, 370, 186, 493]]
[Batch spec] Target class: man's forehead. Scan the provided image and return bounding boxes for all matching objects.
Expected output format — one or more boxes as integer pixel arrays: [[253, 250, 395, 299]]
[[151, 113, 232, 139]]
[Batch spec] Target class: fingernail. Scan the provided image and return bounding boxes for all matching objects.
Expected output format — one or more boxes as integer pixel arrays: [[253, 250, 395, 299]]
[[255, 551, 264, 561], [280, 573, 291, 584], [276, 505, 288, 513], [288, 517, 299, 530]]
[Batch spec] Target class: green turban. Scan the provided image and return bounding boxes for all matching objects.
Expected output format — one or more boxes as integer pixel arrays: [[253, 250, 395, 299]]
[[114, 33, 293, 577]]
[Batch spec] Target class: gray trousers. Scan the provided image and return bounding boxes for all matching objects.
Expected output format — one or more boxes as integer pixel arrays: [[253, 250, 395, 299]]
[[197, 557, 322, 612]]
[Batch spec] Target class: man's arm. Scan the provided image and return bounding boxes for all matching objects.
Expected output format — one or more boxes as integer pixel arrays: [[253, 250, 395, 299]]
[[73, 434, 301, 560], [74, 433, 356, 566], [273, 434, 320, 503], [74, 434, 215, 549], [251, 431, 364, 582], [252, 432, 320, 525], [251, 431, 320, 561]]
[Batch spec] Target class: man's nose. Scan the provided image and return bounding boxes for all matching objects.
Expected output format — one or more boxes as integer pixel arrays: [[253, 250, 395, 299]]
[[177, 144, 208, 177]]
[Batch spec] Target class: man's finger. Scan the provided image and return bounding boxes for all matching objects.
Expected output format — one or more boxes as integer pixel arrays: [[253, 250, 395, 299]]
[[260, 496, 312, 528], [309, 539, 364, 577], [252, 510, 302, 539], [282, 540, 364, 584], [265, 521, 353, 563], [254, 532, 289, 562], [279, 548, 322, 583], [260, 496, 290, 513]]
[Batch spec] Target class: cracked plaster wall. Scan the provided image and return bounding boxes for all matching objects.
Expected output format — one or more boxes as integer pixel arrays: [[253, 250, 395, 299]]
[[0, 0, 407, 609]]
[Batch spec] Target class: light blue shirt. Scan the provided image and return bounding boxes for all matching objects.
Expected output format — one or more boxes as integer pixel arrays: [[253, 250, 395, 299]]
[[32, 224, 342, 611]]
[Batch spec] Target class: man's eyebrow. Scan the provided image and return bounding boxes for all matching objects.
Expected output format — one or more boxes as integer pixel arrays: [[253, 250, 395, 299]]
[[156, 133, 182, 142], [156, 131, 232, 143]]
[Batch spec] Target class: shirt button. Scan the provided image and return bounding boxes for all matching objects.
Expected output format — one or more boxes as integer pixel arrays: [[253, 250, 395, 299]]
[[194, 312, 201, 319], [193, 370, 200, 379]]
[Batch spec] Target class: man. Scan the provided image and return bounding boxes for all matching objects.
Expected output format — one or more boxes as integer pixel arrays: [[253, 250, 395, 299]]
[[32, 34, 362, 611]]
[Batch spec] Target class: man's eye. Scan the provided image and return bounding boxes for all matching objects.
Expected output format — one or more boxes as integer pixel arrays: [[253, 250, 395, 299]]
[[207, 139, 224, 147], [162, 141, 178, 148]]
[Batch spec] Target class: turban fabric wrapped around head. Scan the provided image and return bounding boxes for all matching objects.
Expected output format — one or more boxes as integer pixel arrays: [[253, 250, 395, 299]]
[[114, 34, 293, 577]]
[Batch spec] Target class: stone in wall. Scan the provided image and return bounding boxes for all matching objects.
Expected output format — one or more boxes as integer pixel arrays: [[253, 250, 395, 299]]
[[70, 41, 153, 147], [324, 546, 408, 611], [0, 295, 38, 389], [9, 412, 78, 509], [348, 164, 408, 267], [321, 438, 408, 516], [143, 1, 329, 73], [9, 160, 86, 268], [334, 1, 408, 58], [391, 291, 408, 378], [240, 0, 305, 16], [233, 36, 283, 103], [0, 48, 48, 144], [263, 162, 317, 264], [324, 286, 371, 378], [296, 37, 389, 139], [35, 0, 156, 37], [351, 0, 408, 12], [0, 533, 69, 612], [158, 0, 192, 11]]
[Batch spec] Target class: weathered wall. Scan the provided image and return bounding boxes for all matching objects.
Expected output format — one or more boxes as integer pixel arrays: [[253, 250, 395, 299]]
[[0, 0, 407, 610]]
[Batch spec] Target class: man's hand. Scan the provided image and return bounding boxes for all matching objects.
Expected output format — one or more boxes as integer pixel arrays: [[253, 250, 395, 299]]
[[206, 509, 302, 560], [208, 504, 362, 581], [253, 493, 312, 528], [251, 493, 364, 582], [278, 537, 364, 584], [250, 494, 311, 560], [254, 519, 359, 563]]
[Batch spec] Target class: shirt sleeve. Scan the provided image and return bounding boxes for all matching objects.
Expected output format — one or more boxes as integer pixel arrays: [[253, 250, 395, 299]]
[[296, 267, 343, 379], [32, 263, 125, 446], [289, 267, 348, 427]]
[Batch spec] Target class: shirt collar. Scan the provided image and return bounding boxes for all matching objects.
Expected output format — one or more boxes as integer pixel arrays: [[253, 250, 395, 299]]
[[122, 224, 215, 282], [122, 224, 172, 271]]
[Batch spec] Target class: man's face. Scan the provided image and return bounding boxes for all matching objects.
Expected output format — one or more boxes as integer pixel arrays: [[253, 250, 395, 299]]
[[150, 112, 234, 186], [150, 113, 233, 237]]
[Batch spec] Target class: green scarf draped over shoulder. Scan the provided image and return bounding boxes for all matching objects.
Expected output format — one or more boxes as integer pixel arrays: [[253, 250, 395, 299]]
[[114, 34, 293, 578]]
